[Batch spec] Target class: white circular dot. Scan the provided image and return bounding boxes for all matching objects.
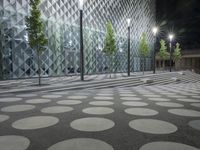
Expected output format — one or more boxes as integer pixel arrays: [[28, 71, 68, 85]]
[[12, 116, 59, 130], [89, 101, 114, 106], [129, 119, 177, 134], [0, 135, 30, 150], [42, 95, 62, 98], [75, 93, 90, 96], [139, 141, 200, 150], [192, 96, 200, 99], [119, 91, 133, 94], [191, 103, 200, 108], [47, 138, 114, 150], [121, 97, 142, 101], [16, 94, 37, 97], [181, 93, 198, 96], [1, 105, 35, 112], [70, 117, 114, 132], [148, 98, 170, 102], [168, 109, 200, 117], [57, 100, 82, 105], [189, 120, 200, 131], [41, 106, 73, 114], [167, 95, 186, 98], [96, 93, 113, 96], [122, 102, 148, 107], [156, 102, 184, 107], [0, 98, 22, 102], [143, 95, 161, 98], [53, 92, 68, 95], [67, 96, 87, 99], [125, 108, 158, 116], [94, 97, 114, 100], [138, 92, 154, 94], [120, 94, 137, 97], [82, 107, 114, 115], [99, 90, 113, 93], [0, 115, 9, 123], [176, 98, 200, 103], [26, 99, 51, 104], [160, 92, 176, 95]]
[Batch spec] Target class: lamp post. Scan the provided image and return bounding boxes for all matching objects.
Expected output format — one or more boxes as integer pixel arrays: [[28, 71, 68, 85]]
[[152, 27, 158, 74], [79, 0, 84, 81], [127, 18, 131, 76], [169, 34, 174, 72]]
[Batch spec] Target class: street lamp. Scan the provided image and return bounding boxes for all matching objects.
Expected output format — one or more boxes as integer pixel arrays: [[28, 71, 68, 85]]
[[169, 34, 174, 72], [127, 18, 131, 76], [152, 27, 158, 74], [79, 0, 84, 81]]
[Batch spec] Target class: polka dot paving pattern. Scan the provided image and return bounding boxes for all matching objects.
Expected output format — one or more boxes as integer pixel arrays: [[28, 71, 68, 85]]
[[0, 82, 200, 150]]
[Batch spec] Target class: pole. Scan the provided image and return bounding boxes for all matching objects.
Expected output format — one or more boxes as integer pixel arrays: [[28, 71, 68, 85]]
[[169, 42, 172, 72], [153, 36, 156, 74], [80, 9, 84, 81], [127, 26, 130, 76]]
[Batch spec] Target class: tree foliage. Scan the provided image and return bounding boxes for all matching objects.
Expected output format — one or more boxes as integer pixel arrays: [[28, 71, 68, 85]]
[[139, 33, 149, 74], [26, 0, 47, 53], [102, 22, 116, 77], [173, 43, 182, 62], [159, 39, 169, 60], [139, 33, 149, 58], [102, 22, 117, 55]]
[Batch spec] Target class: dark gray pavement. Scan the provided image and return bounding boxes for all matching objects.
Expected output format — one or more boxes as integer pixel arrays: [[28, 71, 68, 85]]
[[0, 75, 200, 150]]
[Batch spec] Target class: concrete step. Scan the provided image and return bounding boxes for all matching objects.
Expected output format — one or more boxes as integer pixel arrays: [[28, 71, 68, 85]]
[[0, 71, 199, 94]]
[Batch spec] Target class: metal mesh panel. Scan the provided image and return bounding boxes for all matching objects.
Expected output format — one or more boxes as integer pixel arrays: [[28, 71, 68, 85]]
[[0, 0, 155, 79]]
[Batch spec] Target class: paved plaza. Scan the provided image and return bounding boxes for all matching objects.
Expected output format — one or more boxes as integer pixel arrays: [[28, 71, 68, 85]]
[[0, 72, 200, 150]]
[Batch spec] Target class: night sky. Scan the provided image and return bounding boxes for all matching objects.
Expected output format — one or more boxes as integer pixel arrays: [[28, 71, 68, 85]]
[[156, 0, 200, 50]]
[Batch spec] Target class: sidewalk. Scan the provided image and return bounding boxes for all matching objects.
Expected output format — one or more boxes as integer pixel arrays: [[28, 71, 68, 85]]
[[1, 70, 196, 94], [0, 71, 156, 94]]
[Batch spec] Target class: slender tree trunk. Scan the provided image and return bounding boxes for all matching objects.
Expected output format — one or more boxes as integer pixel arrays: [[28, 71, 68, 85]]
[[109, 55, 112, 78], [143, 57, 145, 75], [0, 48, 3, 80], [163, 60, 165, 71], [37, 51, 41, 86]]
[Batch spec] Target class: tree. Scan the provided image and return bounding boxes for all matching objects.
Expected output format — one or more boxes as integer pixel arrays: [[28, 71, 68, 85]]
[[139, 33, 149, 75], [102, 22, 117, 78], [26, 0, 48, 85], [84, 29, 94, 74], [159, 39, 169, 70], [173, 43, 182, 70]]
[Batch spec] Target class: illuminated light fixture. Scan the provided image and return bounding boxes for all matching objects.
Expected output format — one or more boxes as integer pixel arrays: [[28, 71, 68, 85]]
[[152, 27, 158, 36], [127, 18, 131, 27], [79, 0, 84, 10], [169, 34, 174, 41]]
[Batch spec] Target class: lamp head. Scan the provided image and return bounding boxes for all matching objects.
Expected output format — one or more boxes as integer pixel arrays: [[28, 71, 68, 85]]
[[79, 0, 84, 10], [152, 27, 158, 36], [127, 18, 131, 27], [169, 34, 174, 41]]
